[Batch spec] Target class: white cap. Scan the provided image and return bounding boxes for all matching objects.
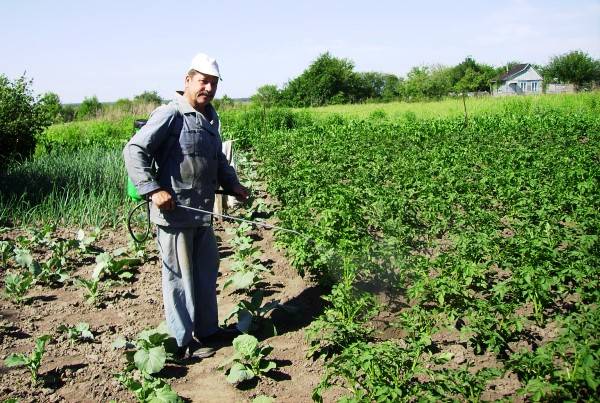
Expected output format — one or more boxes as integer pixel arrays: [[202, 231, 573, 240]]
[[189, 53, 222, 80]]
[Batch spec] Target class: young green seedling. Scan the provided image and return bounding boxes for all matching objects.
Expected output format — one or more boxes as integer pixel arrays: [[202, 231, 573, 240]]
[[4, 335, 52, 386], [75, 277, 102, 305], [92, 250, 141, 281], [220, 334, 276, 384], [224, 290, 280, 335], [117, 372, 182, 403], [3, 271, 33, 303], [116, 323, 182, 403], [57, 322, 94, 344], [0, 240, 13, 267], [76, 227, 100, 253]]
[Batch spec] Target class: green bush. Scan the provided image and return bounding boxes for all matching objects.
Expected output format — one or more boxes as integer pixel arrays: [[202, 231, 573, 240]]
[[37, 92, 63, 124], [0, 74, 50, 167], [133, 91, 162, 105], [36, 117, 134, 154], [77, 96, 103, 120]]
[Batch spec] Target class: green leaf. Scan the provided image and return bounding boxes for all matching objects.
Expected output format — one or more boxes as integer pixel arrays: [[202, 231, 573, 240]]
[[75, 322, 90, 332], [95, 252, 111, 266], [233, 334, 258, 357], [259, 360, 277, 373], [112, 247, 128, 257], [252, 396, 274, 403], [14, 249, 33, 268], [148, 383, 182, 403], [36, 335, 51, 349], [134, 346, 166, 374], [226, 362, 255, 383], [4, 354, 28, 367], [231, 271, 256, 290], [433, 351, 454, 364]]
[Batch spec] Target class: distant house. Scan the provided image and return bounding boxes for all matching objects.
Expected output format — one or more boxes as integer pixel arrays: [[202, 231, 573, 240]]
[[491, 64, 543, 96]]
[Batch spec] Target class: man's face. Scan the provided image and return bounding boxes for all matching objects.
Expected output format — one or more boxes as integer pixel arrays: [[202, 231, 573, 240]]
[[184, 71, 219, 111]]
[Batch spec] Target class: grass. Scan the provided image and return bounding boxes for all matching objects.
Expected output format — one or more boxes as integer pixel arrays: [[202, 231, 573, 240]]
[[3, 92, 598, 228], [306, 92, 600, 120], [0, 146, 132, 227]]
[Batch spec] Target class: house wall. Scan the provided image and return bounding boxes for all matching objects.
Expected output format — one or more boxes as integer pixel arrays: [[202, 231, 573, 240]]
[[494, 67, 543, 96], [513, 68, 543, 81]]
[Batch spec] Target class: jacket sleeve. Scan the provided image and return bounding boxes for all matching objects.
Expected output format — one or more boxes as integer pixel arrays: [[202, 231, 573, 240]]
[[123, 105, 178, 196]]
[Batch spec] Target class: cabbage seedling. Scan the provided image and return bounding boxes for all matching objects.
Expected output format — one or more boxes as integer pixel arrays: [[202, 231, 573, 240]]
[[4, 335, 52, 385]]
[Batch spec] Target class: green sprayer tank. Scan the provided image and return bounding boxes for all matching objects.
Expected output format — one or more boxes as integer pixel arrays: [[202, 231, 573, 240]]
[[126, 119, 148, 202]]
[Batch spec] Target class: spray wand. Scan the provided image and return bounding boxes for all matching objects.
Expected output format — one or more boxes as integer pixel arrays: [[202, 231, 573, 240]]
[[127, 190, 304, 243]]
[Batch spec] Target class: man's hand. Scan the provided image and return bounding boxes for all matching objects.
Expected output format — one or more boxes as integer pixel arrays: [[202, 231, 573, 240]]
[[231, 184, 249, 202], [149, 189, 175, 210]]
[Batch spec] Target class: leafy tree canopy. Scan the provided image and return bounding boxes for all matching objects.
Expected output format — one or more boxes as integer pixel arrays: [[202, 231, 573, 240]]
[[544, 50, 600, 88], [251, 84, 281, 108], [133, 91, 163, 105], [76, 96, 102, 120], [281, 52, 358, 107], [0, 74, 49, 165], [38, 92, 63, 124]]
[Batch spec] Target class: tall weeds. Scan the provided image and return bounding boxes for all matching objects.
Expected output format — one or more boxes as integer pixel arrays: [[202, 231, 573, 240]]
[[0, 146, 129, 227]]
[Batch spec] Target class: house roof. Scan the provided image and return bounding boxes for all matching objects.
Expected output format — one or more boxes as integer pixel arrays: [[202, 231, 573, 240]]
[[492, 63, 530, 82]]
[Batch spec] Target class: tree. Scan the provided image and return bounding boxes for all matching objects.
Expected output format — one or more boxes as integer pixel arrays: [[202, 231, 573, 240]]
[[0, 74, 49, 166], [353, 72, 402, 102], [380, 75, 402, 102], [401, 66, 431, 101], [76, 96, 102, 120], [37, 92, 63, 124], [133, 90, 163, 105], [544, 50, 600, 89], [114, 98, 133, 113], [454, 67, 482, 126], [251, 84, 281, 108], [60, 104, 77, 122], [281, 52, 358, 107], [213, 94, 234, 111], [450, 57, 496, 93]]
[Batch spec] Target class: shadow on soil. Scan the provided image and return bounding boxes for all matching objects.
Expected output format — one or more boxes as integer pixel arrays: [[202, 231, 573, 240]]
[[0, 325, 31, 341], [44, 363, 88, 389], [270, 285, 328, 335]]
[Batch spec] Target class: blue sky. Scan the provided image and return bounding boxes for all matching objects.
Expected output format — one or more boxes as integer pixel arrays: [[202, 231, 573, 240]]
[[1, 0, 599, 103]]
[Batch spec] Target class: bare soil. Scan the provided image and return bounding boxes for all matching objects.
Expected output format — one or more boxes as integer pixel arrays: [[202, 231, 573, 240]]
[[0, 210, 542, 402], [0, 218, 343, 403]]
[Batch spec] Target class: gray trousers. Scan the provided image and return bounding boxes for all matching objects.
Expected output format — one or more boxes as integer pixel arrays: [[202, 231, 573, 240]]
[[156, 225, 219, 347]]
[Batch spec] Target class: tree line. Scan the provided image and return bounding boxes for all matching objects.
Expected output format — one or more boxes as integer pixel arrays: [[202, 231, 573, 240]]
[[251, 50, 600, 107]]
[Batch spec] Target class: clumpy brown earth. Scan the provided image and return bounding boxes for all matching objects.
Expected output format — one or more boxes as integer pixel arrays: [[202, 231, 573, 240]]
[[0, 218, 344, 403], [0, 211, 539, 402]]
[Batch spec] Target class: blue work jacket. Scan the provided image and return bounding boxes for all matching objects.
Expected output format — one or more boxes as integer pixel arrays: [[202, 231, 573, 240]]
[[123, 92, 240, 227]]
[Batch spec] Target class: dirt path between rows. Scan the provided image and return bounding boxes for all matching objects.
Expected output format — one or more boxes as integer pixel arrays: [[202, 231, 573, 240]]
[[0, 217, 343, 402]]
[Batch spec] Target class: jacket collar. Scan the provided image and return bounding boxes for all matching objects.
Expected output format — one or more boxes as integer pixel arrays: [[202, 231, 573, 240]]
[[173, 91, 220, 135]]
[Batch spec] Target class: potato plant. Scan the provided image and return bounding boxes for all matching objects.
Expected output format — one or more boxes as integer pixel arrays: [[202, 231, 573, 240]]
[[243, 104, 600, 400]]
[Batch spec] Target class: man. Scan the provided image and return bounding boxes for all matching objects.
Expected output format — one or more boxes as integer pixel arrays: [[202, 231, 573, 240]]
[[124, 53, 248, 359]]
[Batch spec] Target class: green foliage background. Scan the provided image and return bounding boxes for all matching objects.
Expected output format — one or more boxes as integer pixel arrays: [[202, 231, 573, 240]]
[[0, 74, 51, 167]]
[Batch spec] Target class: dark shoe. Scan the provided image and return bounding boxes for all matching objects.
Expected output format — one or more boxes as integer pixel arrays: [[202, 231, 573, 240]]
[[188, 344, 216, 359], [199, 327, 242, 344], [174, 342, 215, 360]]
